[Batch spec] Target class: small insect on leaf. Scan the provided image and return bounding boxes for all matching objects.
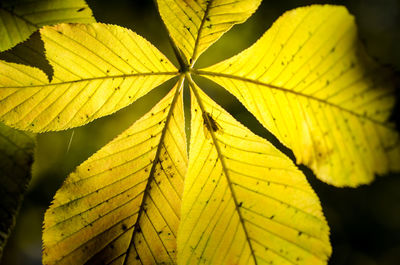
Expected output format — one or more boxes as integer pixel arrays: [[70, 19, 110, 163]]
[[202, 111, 222, 139]]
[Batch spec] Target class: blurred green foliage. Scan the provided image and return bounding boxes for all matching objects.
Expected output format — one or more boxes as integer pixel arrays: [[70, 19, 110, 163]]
[[1, 0, 399, 264]]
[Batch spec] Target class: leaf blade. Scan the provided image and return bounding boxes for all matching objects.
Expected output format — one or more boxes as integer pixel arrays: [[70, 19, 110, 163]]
[[198, 5, 400, 187], [43, 79, 187, 265], [0, 23, 179, 132], [178, 80, 331, 265], [156, 0, 261, 65], [0, 0, 95, 52]]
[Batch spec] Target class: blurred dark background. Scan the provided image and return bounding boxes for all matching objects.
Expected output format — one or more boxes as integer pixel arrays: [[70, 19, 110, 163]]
[[1, 0, 400, 264]]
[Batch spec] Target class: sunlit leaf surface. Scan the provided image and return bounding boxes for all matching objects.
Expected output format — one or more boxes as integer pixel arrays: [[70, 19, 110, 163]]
[[157, 0, 261, 65], [43, 81, 187, 264], [178, 80, 331, 265], [0, 1, 398, 264], [0, 0, 95, 52], [198, 5, 400, 186], [0, 23, 178, 132]]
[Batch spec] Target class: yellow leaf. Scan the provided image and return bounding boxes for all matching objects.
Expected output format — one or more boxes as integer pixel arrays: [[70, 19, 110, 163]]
[[43, 79, 187, 264], [0, 2, 394, 264], [156, 0, 261, 65], [0, 123, 35, 258], [0, 31, 54, 79], [0, 23, 179, 132], [196, 5, 400, 187], [0, 0, 95, 52], [179, 78, 331, 265]]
